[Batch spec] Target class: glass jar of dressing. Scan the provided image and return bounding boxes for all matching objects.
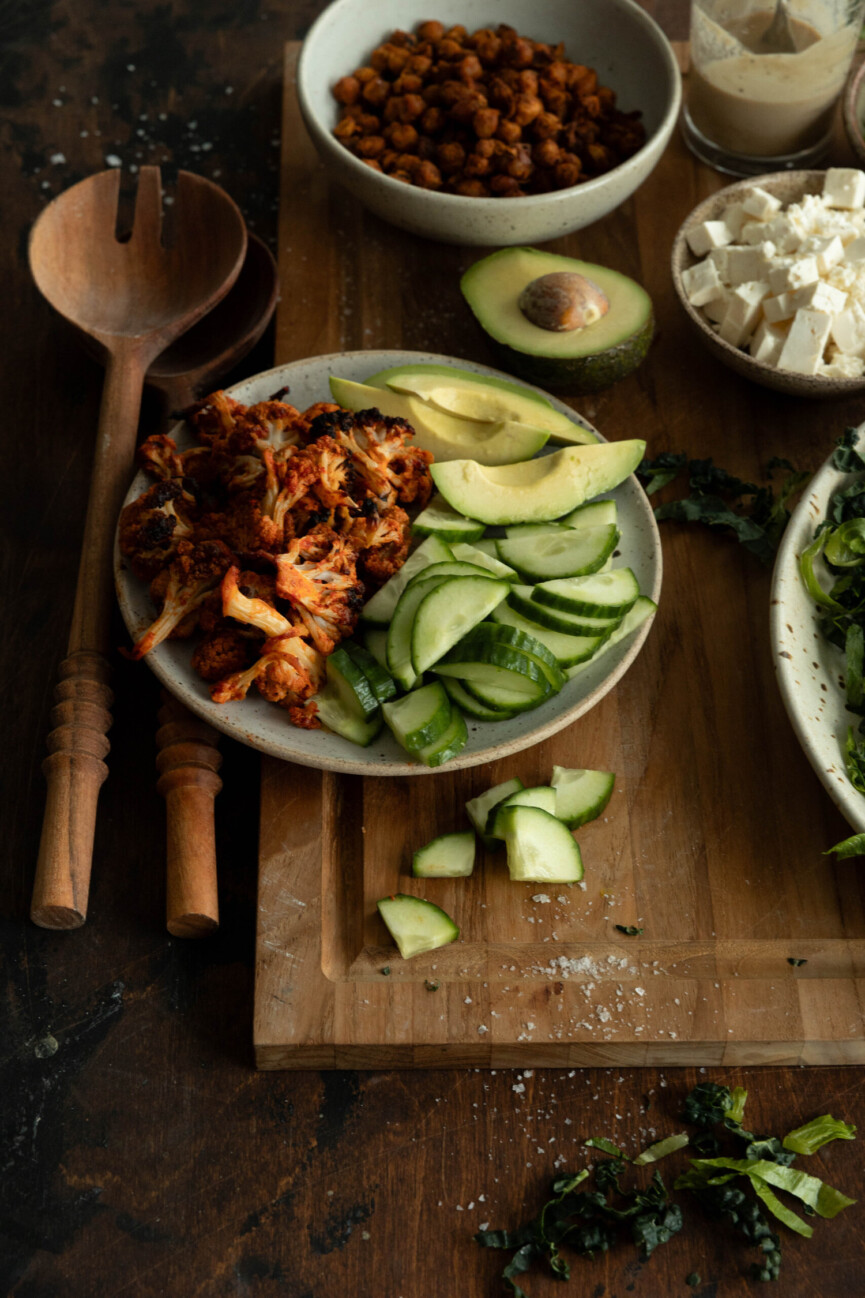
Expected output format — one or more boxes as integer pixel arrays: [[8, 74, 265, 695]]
[[683, 0, 865, 175]]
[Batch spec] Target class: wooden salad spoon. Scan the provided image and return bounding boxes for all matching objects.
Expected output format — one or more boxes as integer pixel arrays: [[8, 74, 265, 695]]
[[147, 233, 278, 938], [28, 166, 247, 930]]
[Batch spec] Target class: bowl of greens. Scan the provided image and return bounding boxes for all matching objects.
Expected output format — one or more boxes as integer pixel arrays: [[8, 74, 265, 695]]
[[771, 423, 865, 836]]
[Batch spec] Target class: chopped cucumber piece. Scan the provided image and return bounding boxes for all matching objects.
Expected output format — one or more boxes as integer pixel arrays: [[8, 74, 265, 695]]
[[566, 596, 657, 679], [417, 706, 468, 766], [453, 622, 566, 693], [499, 806, 585, 883], [362, 626, 390, 670], [490, 601, 610, 667], [464, 677, 550, 713], [341, 640, 397, 703], [469, 538, 501, 560], [412, 494, 484, 542], [508, 584, 623, 636], [488, 785, 557, 838], [465, 777, 525, 838], [533, 569, 640, 618], [551, 767, 615, 828], [382, 681, 452, 752], [324, 646, 379, 719], [377, 894, 459, 959], [314, 683, 382, 747], [362, 534, 453, 625], [504, 521, 568, 539], [433, 642, 552, 699], [404, 559, 497, 591], [388, 573, 453, 690], [562, 499, 618, 529], [413, 830, 476, 877], [450, 541, 518, 580], [443, 677, 516, 721], [411, 576, 509, 675], [496, 524, 619, 583]]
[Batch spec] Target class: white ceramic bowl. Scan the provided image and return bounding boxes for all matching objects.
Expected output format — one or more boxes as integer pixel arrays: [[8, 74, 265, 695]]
[[297, 0, 681, 246], [672, 170, 865, 399], [115, 350, 662, 776], [771, 422, 865, 832]]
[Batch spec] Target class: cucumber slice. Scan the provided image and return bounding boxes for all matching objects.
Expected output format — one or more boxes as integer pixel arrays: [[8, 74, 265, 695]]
[[566, 596, 658, 680], [508, 584, 623, 637], [377, 894, 460, 959], [450, 541, 518, 581], [496, 524, 619, 583], [465, 777, 524, 838], [551, 767, 615, 828], [562, 499, 618, 529], [362, 534, 453, 625], [417, 706, 468, 766], [314, 684, 382, 746], [387, 573, 453, 690], [382, 681, 452, 752], [411, 577, 509, 675], [488, 785, 557, 838], [362, 627, 389, 670], [324, 646, 380, 719], [499, 806, 585, 883], [413, 830, 476, 878], [504, 522, 568, 539], [490, 601, 610, 668], [404, 559, 498, 591], [341, 640, 397, 703], [464, 677, 550, 713], [433, 643, 552, 698], [412, 494, 484, 543], [533, 569, 640, 618], [453, 622, 566, 693], [468, 538, 501, 560], [443, 677, 516, 721]]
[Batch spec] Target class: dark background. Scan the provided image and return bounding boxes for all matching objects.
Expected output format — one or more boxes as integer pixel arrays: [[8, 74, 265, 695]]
[[3, 3, 865, 1295]]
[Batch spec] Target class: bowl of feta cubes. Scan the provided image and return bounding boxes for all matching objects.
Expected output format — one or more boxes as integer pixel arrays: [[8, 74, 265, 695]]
[[671, 168, 865, 397]]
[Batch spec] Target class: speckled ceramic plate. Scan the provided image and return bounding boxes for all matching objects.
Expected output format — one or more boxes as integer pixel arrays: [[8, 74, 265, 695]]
[[115, 350, 662, 775], [771, 423, 865, 831]]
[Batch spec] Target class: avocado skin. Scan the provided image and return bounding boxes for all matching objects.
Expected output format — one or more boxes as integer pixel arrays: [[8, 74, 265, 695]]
[[484, 312, 655, 394]]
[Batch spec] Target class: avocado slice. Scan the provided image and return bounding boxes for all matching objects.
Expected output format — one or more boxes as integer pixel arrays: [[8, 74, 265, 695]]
[[364, 362, 597, 445], [461, 248, 654, 394], [329, 376, 549, 466], [430, 441, 645, 526]]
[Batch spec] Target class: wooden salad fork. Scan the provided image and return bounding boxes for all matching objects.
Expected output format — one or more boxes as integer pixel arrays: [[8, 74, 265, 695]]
[[28, 166, 246, 929]]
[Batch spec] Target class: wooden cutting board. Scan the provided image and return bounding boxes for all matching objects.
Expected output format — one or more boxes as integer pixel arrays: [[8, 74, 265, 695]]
[[253, 43, 865, 1069]]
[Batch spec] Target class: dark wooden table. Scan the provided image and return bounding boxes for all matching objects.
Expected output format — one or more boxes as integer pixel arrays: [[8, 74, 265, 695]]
[[3, 3, 865, 1295]]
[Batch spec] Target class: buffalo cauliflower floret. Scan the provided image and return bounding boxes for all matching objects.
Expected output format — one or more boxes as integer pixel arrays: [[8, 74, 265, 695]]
[[118, 480, 197, 581], [274, 532, 364, 655], [128, 540, 235, 660]]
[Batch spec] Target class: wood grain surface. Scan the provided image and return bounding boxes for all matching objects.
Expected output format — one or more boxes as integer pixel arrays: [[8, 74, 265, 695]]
[[256, 45, 865, 1068], [5, 5, 865, 1297]]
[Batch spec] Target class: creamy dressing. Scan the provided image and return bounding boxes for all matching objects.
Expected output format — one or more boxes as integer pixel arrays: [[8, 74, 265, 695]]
[[688, 9, 859, 157]]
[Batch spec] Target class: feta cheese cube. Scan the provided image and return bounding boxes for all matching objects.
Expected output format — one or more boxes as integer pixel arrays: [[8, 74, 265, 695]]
[[741, 219, 772, 245], [725, 243, 774, 285], [767, 258, 796, 294], [707, 246, 730, 279], [703, 288, 732, 323], [788, 280, 848, 315], [803, 234, 846, 274], [830, 303, 865, 356], [786, 256, 820, 291], [721, 202, 748, 240], [686, 220, 732, 257], [749, 319, 787, 366], [777, 309, 833, 374], [681, 257, 723, 306], [844, 236, 865, 264], [823, 168, 865, 210], [718, 281, 770, 347], [763, 293, 794, 324], [742, 186, 783, 220]]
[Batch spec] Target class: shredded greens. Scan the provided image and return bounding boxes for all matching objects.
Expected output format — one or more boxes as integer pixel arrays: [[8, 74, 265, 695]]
[[477, 1083, 856, 1292], [637, 454, 809, 565], [797, 428, 865, 844]]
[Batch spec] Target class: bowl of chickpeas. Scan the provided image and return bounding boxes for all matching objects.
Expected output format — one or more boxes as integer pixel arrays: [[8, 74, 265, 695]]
[[297, 0, 682, 246]]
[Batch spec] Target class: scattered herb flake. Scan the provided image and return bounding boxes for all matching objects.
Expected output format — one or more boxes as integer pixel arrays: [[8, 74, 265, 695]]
[[787, 958, 808, 967], [424, 978, 440, 992], [686, 1273, 701, 1288], [615, 924, 643, 936], [380, 966, 391, 976]]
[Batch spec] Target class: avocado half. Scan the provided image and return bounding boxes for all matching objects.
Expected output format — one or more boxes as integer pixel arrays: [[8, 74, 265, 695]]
[[460, 247, 654, 394]]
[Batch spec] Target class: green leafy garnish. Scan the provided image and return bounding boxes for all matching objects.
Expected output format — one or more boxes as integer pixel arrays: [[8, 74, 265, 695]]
[[825, 831, 865, 858], [831, 427, 865, 474], [787, 957, 808, 967], [782, 1115, 857, 1155], [687, 1158, 856, 1219], [725, 1087, 748, 1126], [639, 454, 809, 565], [615, 924, 643, 936], [634, 1133, 690, 1165], [585, 1136, 628, 1159]]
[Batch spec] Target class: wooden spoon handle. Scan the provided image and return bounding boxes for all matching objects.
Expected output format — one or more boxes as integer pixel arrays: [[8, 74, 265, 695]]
[[31, 346, 146, 930], [156, 694, 222, 938]]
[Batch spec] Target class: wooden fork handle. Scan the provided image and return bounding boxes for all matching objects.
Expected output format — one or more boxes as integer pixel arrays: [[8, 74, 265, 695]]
[[31, 345, 146, 930], [156, 695, 222, 938]]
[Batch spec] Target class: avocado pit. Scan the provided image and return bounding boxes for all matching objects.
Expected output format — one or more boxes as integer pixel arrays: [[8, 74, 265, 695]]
[[518, 272, 610, 333]]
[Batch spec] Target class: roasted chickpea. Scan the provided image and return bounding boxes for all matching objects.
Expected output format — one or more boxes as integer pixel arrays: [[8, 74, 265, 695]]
[[384, 121, 419, 151], [554, 155, 582, 187], [333, 116, 358, 141], [420, 105, 446, 134], [463, 151, 492, 178], [407, 54, 433, 76], [436, 140, 466, 174], [437, 38, 465, 60], [541, 86, 569, 118], [353, 66, 377, 84], [415, 159, 443, 188], [445, 24, 468, 42], [532, 137, 561, 167], [394, 93, 425, 122], [362, 158, 384, 172], [390, 29, 415, 48], [513, 94, 543, 127], [392, 72, 424, 96], [532, 111, 561, 140], [489, 174, 524, 196], [356, 112, 381, 135], [454, 177, 488, 196], [495, 119, 522, 145], [473, 107, 500, 138], [356, 135, 385, 158], [508, 37, 535, 68], [518, 70, 538, 95], [361, 77, 390, 107], [333, 76, 361, 106], [506, 142, 533, 180], [417, 20, 445, 42], [388, 168, 414, 183], [457, 54, 483, 82]]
